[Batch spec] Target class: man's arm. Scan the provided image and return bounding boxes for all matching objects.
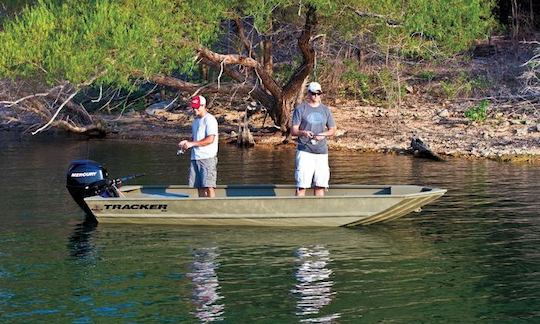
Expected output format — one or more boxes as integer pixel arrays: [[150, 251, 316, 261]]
[[181, 135, 215, 150], [315, 126, 336, 138], [291, 125, 314, 138]]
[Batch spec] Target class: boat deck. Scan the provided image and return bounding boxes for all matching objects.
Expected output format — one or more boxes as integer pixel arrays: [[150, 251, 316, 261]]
[[119, 184, 432, 199]]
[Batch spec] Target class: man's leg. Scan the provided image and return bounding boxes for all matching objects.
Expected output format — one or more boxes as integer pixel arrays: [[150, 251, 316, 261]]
[[199, 157, 217, 198], [196, 188, 215, 197], [295, 151, 314, 197], [197, 188, 207, 197], [189, 160, 202, 196], [313, 154, 330, 197], [314, 186, 325, 196]]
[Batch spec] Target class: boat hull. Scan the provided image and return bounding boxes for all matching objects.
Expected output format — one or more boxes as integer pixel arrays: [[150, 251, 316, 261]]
[[84, 184, 446, 227]]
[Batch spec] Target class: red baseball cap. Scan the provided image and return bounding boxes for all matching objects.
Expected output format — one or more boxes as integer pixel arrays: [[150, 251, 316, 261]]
[[190, 95, 206, 109]]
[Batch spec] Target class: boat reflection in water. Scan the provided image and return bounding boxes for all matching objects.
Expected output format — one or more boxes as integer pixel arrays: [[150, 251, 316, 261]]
[[292, 245, 340, 323], [67, 220, 98, 262], [187, 247, 225, 322]]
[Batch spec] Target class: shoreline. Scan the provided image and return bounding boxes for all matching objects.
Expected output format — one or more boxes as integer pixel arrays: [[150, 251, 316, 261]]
[[100, 97, 540, 164], [2, 97, 539, 163]]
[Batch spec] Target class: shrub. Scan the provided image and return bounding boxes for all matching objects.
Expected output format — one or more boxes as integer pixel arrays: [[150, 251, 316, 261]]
[[464, 99, 489, 122], [339, 59, 371, 99]]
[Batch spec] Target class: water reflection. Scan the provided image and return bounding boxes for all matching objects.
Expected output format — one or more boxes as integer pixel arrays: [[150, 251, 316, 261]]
[[3, 135, 540, 322], [292, 245, 340, 323], [187, 247, 225, 322], [67, 220, 98, 262]]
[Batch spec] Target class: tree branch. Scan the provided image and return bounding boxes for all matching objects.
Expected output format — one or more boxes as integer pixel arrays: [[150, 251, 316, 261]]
[[197, 46, 282, 99], [347, 5, 400, 27], [31, 90, 80, 135], [0, 84, 66, 107], [30, 71, 107, 135]]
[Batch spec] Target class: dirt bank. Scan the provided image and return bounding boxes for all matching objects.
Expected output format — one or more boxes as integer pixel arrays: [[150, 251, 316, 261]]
[[71, 92, 537, 164]]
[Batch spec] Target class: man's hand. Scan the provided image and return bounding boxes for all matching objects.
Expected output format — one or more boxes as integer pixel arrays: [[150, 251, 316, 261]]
[[179, 140, 193, 150], [302, 130, 314, 138]]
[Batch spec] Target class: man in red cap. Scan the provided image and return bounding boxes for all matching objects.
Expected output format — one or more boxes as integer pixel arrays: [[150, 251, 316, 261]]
[[179, 95, 219, 197]]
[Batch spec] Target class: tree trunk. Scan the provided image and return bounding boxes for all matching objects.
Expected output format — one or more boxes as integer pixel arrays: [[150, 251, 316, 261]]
[[262, 19, 273, 76], [277, 5, 318, 133], [511, 0, 519, 40], [262, 36, 273, 77], [530, 0, 534, 27]]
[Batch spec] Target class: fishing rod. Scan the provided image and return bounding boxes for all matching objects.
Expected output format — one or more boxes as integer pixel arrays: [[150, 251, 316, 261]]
[[112, 173, 146, 187]]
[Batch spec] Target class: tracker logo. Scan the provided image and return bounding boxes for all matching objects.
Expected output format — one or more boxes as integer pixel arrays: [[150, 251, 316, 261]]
[[104, 204, 168, 211], [71, 172, 98, 177], [90, 206, 103, 212]]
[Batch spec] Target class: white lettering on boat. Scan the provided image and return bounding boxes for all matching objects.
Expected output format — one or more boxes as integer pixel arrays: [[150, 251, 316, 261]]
[[71, 172, 98, 177], [103, 204, 168, 211]]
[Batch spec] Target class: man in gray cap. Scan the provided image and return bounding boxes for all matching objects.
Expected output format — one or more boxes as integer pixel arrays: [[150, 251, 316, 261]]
[[291, 82, 337, 197]]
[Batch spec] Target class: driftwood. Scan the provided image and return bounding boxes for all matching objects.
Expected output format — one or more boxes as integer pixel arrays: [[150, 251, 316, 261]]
[[410, 136, 444, 161], [237, 106, 255, 147], [52, 119, 107, 138], [1, 73, 108, 137]]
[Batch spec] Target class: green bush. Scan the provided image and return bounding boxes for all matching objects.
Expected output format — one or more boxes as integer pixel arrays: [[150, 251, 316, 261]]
[[417, 70, 436, 82], [439, 72, 491, 99], [339, 60, 371, 99], [464, 99, 489, 122]]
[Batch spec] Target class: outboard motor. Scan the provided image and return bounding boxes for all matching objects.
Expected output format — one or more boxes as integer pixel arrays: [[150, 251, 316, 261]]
[[66, 160, 119, 218]]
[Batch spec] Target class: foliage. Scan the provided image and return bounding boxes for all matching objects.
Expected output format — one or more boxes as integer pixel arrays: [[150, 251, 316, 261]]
[[401, 0, 496, 56], [339, 59, 371, 98], [377, 66, 405, 107], [464, 99, 489, 122], [0, 0, 225, 88], [439, 72, 490, 99], [417, 70, 436, 82], [0, 0, 498, 94], [323, 0, 496, 59]]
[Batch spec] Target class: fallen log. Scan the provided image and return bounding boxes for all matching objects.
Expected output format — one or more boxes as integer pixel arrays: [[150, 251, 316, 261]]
[[410, 136, 444, 161]]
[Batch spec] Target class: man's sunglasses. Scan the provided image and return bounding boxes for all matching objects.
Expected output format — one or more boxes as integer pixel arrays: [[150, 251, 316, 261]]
[[309, 91, 322, 96]]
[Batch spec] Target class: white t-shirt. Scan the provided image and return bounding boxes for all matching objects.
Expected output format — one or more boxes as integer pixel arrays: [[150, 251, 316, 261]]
[[191, 113, 219, 160]]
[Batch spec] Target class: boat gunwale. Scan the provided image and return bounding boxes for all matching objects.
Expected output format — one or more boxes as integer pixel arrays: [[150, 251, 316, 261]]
[[85, 184, 447, 202]]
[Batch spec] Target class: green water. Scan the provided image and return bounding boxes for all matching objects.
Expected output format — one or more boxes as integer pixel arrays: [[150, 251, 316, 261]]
[[1, 134, 539, 322]]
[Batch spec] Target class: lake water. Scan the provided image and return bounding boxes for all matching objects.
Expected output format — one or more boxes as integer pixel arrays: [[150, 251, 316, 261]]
[[1, 133, 540, 322]]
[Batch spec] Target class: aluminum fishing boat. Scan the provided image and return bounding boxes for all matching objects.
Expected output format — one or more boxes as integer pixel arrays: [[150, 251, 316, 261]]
[[67, 160, 446, 227]]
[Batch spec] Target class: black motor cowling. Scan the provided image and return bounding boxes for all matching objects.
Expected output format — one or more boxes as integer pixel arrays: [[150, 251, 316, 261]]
[[66, 160, 119, 217]]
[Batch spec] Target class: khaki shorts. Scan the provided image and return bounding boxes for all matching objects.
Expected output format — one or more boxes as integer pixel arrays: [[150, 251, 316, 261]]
[[189, 157, 217, 188], [295, 150, 329, 188]]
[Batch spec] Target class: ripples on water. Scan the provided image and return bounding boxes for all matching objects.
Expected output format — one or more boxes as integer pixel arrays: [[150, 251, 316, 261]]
[[292, 245, 340, 322], [188, 247, 224, 322], [1, 135, 540, 322]]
